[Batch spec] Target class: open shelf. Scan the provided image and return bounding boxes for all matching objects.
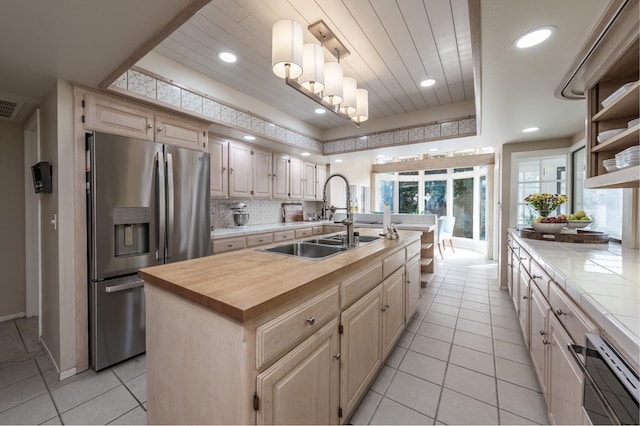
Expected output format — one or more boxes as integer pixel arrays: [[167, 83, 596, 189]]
[[592, 82, 639, 122], [592, 125, 639, 153], [585, 165, 640, 188]]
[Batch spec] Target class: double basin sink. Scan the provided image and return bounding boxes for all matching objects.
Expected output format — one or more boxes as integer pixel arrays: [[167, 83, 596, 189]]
[[262, 234, 382, 260]]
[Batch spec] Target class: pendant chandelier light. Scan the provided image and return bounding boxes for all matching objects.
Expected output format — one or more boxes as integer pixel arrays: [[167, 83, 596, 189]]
[[271, 19, 368, 125]]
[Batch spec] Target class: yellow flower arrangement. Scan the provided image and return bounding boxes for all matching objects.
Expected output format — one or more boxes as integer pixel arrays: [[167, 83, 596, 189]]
[[524, 193, 568, 212]]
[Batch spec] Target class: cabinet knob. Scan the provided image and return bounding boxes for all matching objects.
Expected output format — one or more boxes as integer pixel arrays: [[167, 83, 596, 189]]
[[381, 304, 390, 312], [556, 309, 566, 316], [539, 329, 546, 336], [522, 295, 528, 300], [334, 353, 341, 360], [543, 338, 550, 345], [229, 167, 234, 173], [306, 317, 316, 325], [157, 127, 162, 132], [222, 167, 226, 172], [147, 124, 153, 129]]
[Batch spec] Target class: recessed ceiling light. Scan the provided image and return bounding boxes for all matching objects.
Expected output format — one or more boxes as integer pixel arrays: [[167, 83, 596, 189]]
[[376, 154, 386, 158], [243, 135, 256, 141], [428, 148, 439, 152], [315, 108, 326, 114], [334, 159, 343, 163], [420, 78, 436, 87], [301, 152, 311, 156], [522, 127, 540, 133], [514, 26, 555, 49], [219, 52, 237, 63]]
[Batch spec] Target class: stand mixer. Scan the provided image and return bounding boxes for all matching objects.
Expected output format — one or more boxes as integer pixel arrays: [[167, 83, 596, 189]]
[[230, 202, 249, 227]]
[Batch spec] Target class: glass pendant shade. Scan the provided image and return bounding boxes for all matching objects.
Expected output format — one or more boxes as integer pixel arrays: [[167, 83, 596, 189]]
[[322, 62, 343, 105], [339, 77, 357, 115], [272, 19, 303, 79], [299, 43, 325, 94], [353, 89, 369, 122]]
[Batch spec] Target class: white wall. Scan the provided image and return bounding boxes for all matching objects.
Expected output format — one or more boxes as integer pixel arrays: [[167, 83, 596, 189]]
[[0, 122, 26, 319], [326, 159, 373, 211], [39, 79, 77, 376]]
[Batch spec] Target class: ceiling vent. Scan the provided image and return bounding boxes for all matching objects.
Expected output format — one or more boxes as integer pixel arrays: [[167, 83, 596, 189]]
[[0, 99, 23, 120]]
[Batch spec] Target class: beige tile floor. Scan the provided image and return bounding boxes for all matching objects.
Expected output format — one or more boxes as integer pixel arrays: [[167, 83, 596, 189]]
[[0, 247, 549, 425]]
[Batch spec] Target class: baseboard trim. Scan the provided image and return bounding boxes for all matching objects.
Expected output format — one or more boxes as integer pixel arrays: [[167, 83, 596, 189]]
[[0, 312, 26, 322]]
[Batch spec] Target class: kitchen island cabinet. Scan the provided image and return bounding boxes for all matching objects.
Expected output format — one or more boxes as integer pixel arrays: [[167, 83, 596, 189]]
[[139, 229, 421, 425]]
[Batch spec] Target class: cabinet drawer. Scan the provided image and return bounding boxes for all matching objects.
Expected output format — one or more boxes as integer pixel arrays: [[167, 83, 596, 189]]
[[246, 233, 274, 248], [273, 230, 295, 242], [295, 228, 313, 239], [324, 225, 345, 234], [312, 226, 324, 235], [405, 240, 421, 260], [548, 284, 597, 344], [529, 260, 552, 299], [212, 236, 246, 254], [341, 262, 383, 309], [383, 249, 405, 279], [256, 286, 339, 369]]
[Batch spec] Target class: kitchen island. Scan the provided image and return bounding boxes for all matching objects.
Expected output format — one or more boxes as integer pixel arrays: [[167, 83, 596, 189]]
[[139, 228, 422, 425]]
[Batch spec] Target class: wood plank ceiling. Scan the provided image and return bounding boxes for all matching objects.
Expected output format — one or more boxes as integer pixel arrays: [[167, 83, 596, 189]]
[[153, 0, 475, 129]]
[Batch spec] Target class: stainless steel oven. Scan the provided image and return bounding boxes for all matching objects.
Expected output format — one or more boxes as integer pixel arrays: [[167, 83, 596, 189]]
[[569, 334, 639, 425]]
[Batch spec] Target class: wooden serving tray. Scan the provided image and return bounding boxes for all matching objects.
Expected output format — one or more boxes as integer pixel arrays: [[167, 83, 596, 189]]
[[517, 228, 609, 243]]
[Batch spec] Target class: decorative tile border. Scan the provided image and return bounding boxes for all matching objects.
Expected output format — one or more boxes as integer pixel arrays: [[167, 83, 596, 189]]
[[111, 68, 476, 156], [323, 117, 476, 155]]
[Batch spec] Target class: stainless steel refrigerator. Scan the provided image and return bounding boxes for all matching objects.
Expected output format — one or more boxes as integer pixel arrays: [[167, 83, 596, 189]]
[[87, 131, 210, 370]]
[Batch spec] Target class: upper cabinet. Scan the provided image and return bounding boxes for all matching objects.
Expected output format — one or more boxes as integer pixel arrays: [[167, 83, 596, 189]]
[[272, 154, 290, 200], [252, 148, 272, 199], [209, 138, 228, 198], [82, 90, 208, 151], [585, 38, 639, 189], [228, 142, 253, 198], [303, 162, 317, 200], [289, 156, 304, 199], [558, 0, 639, 189], [316, 164, 327, 202]]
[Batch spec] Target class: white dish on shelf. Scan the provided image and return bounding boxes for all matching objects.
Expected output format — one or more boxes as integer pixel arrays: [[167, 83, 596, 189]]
[[628, 118, 640, 128], [601, 82, 636, 108], [616, 158, 640, 169], [597, 128, 626, 143], [603, 163, 619, 172]]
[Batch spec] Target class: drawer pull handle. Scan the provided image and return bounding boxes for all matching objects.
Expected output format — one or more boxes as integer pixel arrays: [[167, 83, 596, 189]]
[[228, 244, 233, 247], [306, 317, 316, 325], [519, 257, 527, 260], [542, 338, 550, 345], [334, 353, 341, 360], [532, 274, 542, 279], [556, 309, 566, 316]]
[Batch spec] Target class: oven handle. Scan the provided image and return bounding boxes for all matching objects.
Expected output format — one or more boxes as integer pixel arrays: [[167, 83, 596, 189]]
[[568, 344, 622, 425]]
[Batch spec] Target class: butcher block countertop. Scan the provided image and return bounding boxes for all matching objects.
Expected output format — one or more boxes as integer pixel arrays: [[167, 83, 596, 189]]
[[139, 229, 421, 323]]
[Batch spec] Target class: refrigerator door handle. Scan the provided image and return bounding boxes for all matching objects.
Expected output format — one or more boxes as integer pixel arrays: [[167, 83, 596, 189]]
[[166, 152, 174, 259], [156, 151, 166, 260], [105, 279, 144, 293]]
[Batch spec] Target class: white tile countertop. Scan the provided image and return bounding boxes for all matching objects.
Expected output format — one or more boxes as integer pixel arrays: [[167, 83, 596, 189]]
[[509, 230, 640, 367], [211, 219, 436, 239], [210, 220, 332, 239]]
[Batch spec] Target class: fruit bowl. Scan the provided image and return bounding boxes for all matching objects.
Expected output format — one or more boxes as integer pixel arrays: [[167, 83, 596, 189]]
[[566, 220, 592, 229], [532, 222, 566, 233]]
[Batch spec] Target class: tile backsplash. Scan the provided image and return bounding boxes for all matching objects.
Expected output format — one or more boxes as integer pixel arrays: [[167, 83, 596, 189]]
[[211, 198, 323, 229]]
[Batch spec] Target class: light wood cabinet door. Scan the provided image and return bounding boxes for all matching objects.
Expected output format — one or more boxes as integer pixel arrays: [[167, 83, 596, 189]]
[[209, 138, 228, 197], [273, 154, 290, 200], [253, 148, 272, 199], [154, 111, 207, 151], [83, 91, 154, 140], [256, 318, 340, 425], [303, 162, 317, 200], [289, 157, 304, 199], [517, 268, 530, 349], [529, 285, 549, 398], [405, 254, 421, 322], [340, 285, 382, 420], [382, 268, 405, 359], [547, 314, 584, 426], [316, 164, 327, 201], [228, 142, 252, 198]]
